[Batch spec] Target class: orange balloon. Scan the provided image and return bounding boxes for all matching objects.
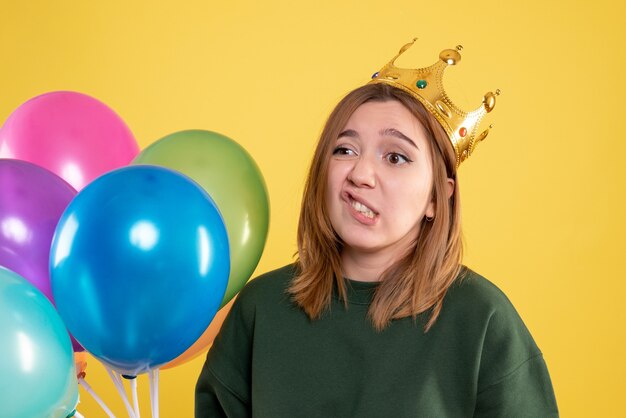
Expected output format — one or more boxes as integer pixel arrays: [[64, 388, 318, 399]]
[[161, 298, 235, 369], [74, 352, 88, 379]]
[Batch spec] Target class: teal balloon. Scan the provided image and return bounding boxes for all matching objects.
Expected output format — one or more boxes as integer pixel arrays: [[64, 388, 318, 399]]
[[133, 130, 269, 306], [0, 267, 78, 418]]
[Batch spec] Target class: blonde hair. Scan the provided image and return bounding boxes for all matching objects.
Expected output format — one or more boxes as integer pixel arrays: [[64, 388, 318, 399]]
[[288, 83, 463, 331]]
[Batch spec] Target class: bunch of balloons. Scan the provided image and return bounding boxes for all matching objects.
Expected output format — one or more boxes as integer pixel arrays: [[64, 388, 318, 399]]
[[0, 91, 269, 415]]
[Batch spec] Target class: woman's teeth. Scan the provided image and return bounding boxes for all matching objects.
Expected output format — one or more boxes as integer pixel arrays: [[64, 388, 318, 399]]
[[351, 199, 375, 219]]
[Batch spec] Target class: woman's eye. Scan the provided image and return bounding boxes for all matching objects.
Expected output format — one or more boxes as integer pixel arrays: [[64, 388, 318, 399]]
[[385, 152, 410, 165], [333, 147, 356, 156]]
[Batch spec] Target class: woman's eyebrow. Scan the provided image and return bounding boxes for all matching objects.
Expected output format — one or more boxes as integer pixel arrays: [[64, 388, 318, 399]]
[[338, 129, 359, 139], [380, 128, 418, 149], [337, 128, 419, 150]]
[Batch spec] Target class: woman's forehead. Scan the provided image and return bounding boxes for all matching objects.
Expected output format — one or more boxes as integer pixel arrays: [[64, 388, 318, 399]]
[[341, 101, 428, 144]]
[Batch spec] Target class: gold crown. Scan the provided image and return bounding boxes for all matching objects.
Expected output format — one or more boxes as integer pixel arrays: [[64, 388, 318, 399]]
[[369, 38, 500, 167]]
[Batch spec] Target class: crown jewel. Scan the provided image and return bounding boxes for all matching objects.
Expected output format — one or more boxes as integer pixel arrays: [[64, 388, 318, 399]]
[[369, 38, 499, 167]]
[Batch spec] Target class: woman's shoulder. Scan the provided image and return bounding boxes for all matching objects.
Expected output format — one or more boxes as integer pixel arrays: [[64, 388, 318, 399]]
[[442, 266, 540, 353], [445, 266, 518, 313], [441, 267, 536, 339], [235, 263, 297, 304], [443, 269, 556, 413], [219, 264, 297, 326]]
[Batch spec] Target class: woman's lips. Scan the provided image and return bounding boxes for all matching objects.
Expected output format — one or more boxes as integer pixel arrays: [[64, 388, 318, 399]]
[[343, 191, 379, 225]]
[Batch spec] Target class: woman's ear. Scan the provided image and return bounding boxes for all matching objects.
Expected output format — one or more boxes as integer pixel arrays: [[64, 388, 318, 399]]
[[425, 177, 455, 219], [446, 177, 455, 199]]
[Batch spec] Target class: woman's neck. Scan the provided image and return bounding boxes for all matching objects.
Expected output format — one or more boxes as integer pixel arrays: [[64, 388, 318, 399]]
[[340, 249, 399, 282]]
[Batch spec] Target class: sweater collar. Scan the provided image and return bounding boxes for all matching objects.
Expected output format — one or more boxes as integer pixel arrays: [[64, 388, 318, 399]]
[[338, 278, 380, 305]]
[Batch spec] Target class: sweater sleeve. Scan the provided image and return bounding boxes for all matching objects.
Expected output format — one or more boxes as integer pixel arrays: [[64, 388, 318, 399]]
[[195, 290, 255, 418], [474, 353, 558, 417], [194, 360, 249, 418], [473, 301, 559, 418]]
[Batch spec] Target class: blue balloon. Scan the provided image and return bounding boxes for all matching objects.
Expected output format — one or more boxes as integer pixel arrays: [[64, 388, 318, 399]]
[[0, 267, 78, 418], [50, 165, 230, 376]]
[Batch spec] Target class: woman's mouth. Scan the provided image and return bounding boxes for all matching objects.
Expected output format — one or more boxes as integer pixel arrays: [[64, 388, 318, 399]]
[[350, 199, 376, 219], [343, 191, 379, 225]]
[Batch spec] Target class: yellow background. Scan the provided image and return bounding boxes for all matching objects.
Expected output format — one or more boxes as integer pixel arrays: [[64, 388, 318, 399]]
[[1, 0, 624, 416]]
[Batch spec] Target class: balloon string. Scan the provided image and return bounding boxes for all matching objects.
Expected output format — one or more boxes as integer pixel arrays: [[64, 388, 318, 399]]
[[149, 369, 160, 418], [105, 366, 136, 418], [149, 371, 155, 418], [131, 377, 141, 418], [78, 378, 115, 418]]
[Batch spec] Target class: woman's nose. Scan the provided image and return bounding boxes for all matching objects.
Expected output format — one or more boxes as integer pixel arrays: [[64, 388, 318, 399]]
[[347, 156, 376, 188]]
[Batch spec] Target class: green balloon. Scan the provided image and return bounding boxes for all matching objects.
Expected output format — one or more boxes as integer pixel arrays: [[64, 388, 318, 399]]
[[133, 130, 269, 305]]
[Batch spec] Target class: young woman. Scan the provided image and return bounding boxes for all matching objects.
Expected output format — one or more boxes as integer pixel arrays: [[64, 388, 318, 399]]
[[195, 42, 559, 417]]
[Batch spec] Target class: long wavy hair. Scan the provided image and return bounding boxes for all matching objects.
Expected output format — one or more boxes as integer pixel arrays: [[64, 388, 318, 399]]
[[288, 83, 463, 331]]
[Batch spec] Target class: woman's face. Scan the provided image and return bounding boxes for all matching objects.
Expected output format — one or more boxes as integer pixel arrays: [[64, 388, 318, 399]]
[[325, 100, 435, 260]]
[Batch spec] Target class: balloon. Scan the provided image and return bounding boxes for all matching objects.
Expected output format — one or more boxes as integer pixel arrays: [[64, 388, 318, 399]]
[[162, 297, 234, 369], [0, 91, 139, 190], [74, 352, 88, 379], [0, 159, 76, 302], [50, 165, 230, 376], [133, 130, 269, 306], [0, 159, 83, 352], [0, 267, 78, 418]]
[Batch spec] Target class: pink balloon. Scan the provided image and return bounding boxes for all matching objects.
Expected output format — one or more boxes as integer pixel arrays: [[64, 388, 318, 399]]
[[0, 91, 139, 190]]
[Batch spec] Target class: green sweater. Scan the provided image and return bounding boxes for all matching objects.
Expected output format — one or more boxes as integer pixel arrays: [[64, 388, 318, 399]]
[[195, 264, 558, 417]]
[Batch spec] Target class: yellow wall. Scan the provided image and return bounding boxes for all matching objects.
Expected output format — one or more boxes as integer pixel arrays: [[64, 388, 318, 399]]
[[2, 0, 624, 416]]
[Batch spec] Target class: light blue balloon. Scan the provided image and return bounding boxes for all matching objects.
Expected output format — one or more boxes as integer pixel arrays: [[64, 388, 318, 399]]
[[0, 267, 78, 418], [50, 165, 230, 376]]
